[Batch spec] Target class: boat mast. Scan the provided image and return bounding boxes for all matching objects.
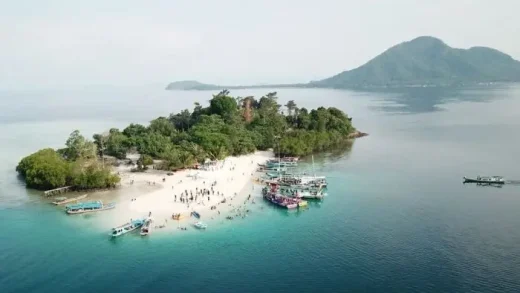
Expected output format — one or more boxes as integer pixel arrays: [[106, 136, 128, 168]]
[[275, 135, 281, 179], [312, 155, 316, 178]]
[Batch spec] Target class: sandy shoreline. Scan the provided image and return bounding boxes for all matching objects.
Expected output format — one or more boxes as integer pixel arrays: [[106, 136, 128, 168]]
[[88, 151, 273, 232]]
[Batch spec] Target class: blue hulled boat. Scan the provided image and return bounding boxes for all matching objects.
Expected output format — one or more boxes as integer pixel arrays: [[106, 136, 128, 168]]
[[65, 201, 115, 214], [111, 218, 146, 237]]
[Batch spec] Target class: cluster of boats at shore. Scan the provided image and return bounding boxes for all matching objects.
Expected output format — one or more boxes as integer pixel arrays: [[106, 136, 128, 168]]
[[53, 196, 207, 238], [258, 156, 328, 209]]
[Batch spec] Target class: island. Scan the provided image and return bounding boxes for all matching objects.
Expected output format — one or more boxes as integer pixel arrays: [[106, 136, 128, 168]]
[[166, 36, 520, 90], [16, 91, 358, 193]]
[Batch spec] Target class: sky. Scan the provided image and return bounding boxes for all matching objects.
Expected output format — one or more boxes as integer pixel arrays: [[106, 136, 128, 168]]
[[1, 0, 519, 89]]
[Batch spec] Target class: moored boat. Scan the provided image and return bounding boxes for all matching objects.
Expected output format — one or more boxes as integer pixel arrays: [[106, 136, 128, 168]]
[[111, 218, 145, 237], [193, 221, 208, 229], [65, 201, 115, 214], [52, 197, 67, 204], [262, 187, 300, 209], [463, 176, 505, 184], [277, 184, 327, 200], [52, 194, 88, 205], [140, 217, 153, 236]]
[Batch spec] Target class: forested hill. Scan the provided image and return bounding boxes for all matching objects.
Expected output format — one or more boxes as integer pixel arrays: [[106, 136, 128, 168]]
[[166, 36, 520, 90], [311, 36, 520, 88]]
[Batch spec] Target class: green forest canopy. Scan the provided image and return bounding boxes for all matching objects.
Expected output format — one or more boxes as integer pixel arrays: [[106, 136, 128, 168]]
[[16, 132, 120, 192], [17, 91, 355, 191]]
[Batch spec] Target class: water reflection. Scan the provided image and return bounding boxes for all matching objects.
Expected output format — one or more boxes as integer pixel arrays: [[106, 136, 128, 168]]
[[298, 140, 355, 170], [359, 84, 514, 114]]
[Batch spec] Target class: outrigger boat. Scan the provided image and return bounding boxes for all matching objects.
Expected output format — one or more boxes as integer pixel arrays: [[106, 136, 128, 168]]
[[266, 157, 298, 163], [65, 201, 115, 214], [111, 218, 145, 237], [277, 184, 326, 200], [260, 161, 298, 168], [262, 186, 300, 209], [52, 194, 88, 205], [140, 217, 153, 236], [463, 176, 505, 184]]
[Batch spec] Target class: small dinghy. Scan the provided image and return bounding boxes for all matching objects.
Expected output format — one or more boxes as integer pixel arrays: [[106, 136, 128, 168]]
[[191, 211, 201, 219], [193, 221, 207, 229]]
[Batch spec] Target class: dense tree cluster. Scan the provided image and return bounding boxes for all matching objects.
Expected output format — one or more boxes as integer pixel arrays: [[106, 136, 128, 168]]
[[94, 91, 355, 168], [17, 91, 355, 190], [17, 132, 120, 192]]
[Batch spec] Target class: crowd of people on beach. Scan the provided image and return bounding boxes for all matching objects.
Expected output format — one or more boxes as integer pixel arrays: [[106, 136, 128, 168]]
[[120, 156, 268, 231]]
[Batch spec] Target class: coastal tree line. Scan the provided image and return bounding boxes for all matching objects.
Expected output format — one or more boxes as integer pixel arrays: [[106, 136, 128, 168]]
[[16, 91, 355, 191]]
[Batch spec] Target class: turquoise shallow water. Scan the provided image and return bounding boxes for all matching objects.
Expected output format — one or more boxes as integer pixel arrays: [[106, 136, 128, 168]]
[[2, 86, 520, 292]]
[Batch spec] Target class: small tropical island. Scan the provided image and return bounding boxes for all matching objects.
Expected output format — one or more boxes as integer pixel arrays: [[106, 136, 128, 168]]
[[16, 91, 360, 193], [16, 91, 365, 233]]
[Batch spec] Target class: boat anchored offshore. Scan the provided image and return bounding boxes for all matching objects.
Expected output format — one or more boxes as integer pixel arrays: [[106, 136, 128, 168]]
[[140, 217, 153, 236], [111, 218, 145, 237], [463, 176, 505, 184], [194, 221, 207, 229], [65, 201, 115, 214]]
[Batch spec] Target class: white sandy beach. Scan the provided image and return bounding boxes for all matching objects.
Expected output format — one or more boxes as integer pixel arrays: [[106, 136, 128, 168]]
[[94, 151, 273, 231]]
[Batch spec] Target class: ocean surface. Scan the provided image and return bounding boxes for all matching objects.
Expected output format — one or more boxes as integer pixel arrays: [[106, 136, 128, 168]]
[[1, 85, 520, 293]]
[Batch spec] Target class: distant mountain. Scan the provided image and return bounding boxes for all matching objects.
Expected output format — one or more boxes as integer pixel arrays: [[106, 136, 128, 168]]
[[165, 80, 304, 91], [166, 36, 520, 90], [312, 36, 520, 88], [165, 80, 221, 90]]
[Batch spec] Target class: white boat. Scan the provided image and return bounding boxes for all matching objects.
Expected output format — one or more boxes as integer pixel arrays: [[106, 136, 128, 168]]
[[140, 217, 153, 236], [298, 190, 325, 199], [193, 221, 207, 229], [111, 218, 145, 237]]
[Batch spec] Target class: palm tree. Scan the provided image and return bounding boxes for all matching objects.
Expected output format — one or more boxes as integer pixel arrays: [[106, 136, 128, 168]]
[[285, 100, 297, 116]]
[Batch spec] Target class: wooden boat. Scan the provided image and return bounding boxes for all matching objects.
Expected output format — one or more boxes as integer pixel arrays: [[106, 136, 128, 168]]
[[262, 187, 299, 209], [111, 218, 145, 237], [52, 197, 67, 204], [140, 217, 153, 236], [277, 184, 327, 200], [191, 211, 201, 219], [172, 213, 185, 220], [65, 201, 115, 214], [52, 194, 88, 205], [463, 176, 505, 184]]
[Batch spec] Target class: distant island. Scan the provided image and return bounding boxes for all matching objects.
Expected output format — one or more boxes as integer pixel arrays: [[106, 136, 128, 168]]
[[166, 36, 520, 90], [165, 80, 306, 91], [16, 91, 360, 191]]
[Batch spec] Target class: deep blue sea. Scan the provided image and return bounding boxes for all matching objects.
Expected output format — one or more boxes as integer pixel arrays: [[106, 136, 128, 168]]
[[2, 85, 520, 293]]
